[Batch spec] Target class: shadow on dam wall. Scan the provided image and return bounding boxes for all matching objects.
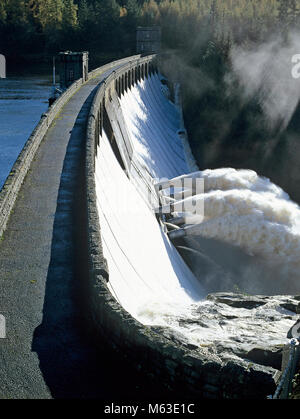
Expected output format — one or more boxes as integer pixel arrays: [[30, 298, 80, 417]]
[[30, 85, 171, 400]]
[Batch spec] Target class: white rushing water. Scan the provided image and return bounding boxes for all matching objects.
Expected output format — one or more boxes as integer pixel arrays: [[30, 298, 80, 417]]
[[164, 168, 300, 292], [95, 73, 298, 351], [95, 73, 204, 323]]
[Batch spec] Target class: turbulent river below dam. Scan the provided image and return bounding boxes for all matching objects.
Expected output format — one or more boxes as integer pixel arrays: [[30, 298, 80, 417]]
[[1, 70, 299, 365], [167, 167, 300, 296], [93, 72, 300, 363]]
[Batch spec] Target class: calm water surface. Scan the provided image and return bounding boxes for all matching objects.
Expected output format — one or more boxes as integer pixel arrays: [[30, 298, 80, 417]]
[[0, 75, 52, 189]]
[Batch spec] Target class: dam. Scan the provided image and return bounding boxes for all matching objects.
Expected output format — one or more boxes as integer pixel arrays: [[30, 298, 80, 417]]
[[0, 54, 299, 399]]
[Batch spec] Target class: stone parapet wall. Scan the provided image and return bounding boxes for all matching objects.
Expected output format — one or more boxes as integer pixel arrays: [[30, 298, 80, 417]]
[[0, 55, 142, 239]]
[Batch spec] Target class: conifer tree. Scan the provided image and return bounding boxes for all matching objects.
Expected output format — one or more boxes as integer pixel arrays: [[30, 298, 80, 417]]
[[0, 1, 7, 24], [78, 0, 90, 27], [62, 0, 78, 28]]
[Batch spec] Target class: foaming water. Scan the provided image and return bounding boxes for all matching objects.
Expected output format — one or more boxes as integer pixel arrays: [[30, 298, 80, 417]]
[[169, 167, 288, 198], [136, 170, 300, 347], [172, 168, 300, 295], [96, 73, 298, 352], [201, 168, 285, 195]]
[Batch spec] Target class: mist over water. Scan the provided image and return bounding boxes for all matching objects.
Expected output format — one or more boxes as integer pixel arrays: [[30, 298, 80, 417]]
[[175, 168, 300, 295], [157, 30, 300, 298], [228, 31, 300, 131], [158, 28, 300, 208]]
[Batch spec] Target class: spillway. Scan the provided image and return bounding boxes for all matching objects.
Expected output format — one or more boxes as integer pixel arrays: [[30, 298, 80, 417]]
[[95, 73, 204, 326], [93, 69, 299, 355]]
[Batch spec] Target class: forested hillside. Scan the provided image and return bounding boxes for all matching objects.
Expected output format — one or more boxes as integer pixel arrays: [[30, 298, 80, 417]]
[[0, 1, 299, 60], [1, 0, 300, 204]]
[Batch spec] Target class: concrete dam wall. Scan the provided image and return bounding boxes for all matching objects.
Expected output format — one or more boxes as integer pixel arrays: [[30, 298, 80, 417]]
[[0, 54, 292, 399], [85, 56, 280, 399]]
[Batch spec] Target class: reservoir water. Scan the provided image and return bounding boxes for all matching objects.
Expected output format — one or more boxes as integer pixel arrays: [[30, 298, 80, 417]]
[[0, 75, 51, 189]]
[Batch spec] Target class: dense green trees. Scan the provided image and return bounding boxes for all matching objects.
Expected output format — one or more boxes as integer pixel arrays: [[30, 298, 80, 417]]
[[1, 0, 300, 201], [1, 0, 300, 60]]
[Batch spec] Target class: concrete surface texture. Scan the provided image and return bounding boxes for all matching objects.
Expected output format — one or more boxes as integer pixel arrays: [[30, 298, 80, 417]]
[[0, 64, 160, 399]]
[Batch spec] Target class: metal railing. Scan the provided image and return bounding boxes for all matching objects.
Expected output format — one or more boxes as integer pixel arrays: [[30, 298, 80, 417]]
[[269, 338, 300, 399]]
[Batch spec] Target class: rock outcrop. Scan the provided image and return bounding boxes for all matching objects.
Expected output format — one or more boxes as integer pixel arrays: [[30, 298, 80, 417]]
[[152, 293, 300, 372]]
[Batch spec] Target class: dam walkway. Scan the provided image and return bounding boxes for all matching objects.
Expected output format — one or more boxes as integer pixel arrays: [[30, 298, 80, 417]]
[[0, 65, 156, 399]]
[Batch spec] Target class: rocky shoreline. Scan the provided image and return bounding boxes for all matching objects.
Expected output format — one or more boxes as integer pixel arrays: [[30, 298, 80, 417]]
[[151, 292, 300, 374]]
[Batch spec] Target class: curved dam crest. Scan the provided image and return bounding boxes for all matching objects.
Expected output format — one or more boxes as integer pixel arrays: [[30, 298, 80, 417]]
[[0, 54, 298, 399]]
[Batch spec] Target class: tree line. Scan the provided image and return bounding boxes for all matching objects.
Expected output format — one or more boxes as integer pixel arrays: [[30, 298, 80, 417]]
[[2, 0, 300, 203], [1, 0, 300, 62]]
